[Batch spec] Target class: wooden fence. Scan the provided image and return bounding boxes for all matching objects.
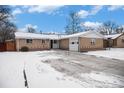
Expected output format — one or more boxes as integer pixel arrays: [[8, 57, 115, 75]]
[[0, 43, 6, 51], [0, 41, 16, 52]]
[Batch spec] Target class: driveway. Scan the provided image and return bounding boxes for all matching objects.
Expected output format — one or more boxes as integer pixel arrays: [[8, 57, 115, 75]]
[[0, 50, 124, 88], [40, 50, 124, 87]]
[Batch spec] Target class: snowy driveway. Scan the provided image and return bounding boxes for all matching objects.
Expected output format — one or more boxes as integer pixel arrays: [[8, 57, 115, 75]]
[[0, 50, 124, 88]]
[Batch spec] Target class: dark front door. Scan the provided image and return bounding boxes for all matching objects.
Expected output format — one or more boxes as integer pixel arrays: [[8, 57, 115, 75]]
[[50, 40, 53, 48]]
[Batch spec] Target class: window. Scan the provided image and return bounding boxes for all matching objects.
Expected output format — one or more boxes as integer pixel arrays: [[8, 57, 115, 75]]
[[91, 39, 96, 45], [54, 40, 57, 44], [42, 40, 45, 43], [26, 39, 32, 43], [71, 42, 74, 44]]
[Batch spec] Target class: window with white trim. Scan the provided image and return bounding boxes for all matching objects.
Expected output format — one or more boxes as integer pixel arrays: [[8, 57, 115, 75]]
[[54, 40, 57, 44], [91, 38, 96, 45]]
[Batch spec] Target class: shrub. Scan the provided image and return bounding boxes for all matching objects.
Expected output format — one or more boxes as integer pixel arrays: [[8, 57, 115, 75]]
[[20, 46, 29, 52]]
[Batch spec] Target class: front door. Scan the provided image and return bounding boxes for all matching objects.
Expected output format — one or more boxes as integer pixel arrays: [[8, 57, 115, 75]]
[[51, 40, 59, 49], [50, 40, 53, 48]]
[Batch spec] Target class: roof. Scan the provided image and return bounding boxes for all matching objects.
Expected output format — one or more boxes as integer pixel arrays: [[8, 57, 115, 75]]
[[15, 32, 66, 40], [15, 31, 104, 40], [104, 33, 123, 39], [60, 30, 104, 39]]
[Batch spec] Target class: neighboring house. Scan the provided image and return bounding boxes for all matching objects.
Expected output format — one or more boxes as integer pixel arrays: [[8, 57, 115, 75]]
[[15, 31, 104, 52], [104, 33, 124, 48]]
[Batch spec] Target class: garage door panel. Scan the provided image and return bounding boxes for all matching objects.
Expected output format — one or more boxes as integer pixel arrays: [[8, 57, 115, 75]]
[[69, 37, 79, 51]]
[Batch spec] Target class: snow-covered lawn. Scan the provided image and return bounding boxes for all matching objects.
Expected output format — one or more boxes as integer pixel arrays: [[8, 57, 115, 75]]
[[84, 48, 124, 60], [0, 50, 124, 88], [0, 51, 82, 88]]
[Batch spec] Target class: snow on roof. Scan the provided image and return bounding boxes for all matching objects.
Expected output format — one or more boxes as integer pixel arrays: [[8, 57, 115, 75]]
[[104, 33, 123, 39], [15, 31, 104, 40], [60, 31, 104, 39], [15, 32, 67, 40]]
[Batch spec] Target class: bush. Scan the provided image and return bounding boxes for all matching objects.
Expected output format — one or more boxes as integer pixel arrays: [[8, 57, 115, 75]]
[[20, 46, 29, 52]]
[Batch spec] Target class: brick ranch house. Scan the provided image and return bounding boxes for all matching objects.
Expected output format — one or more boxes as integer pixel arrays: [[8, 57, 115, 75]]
[[104, 33, 124, 48], [14, 31, 104, 52]]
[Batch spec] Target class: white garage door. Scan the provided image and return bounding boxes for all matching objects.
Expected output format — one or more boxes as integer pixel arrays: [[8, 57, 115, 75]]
[[69, 37, 79, 51]]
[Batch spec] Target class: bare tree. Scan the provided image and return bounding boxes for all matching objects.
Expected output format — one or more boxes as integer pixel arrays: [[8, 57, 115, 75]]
[[115, 26, 124, 33], [97, 25, 108, 35], [97, 21, 118, 35], [0, 5, 17, 43], [0, 21, 16, 42], [39, 30, 42, 34], [0, 6, 11, 22], [27, 26, 36, 33], [65, 12, 82, 35]]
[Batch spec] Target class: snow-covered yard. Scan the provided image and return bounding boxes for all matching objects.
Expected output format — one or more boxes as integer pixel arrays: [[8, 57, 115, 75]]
[[0, 51, 82, 88], [84, 48, 124, 60], [0, 50, 124, 88]]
